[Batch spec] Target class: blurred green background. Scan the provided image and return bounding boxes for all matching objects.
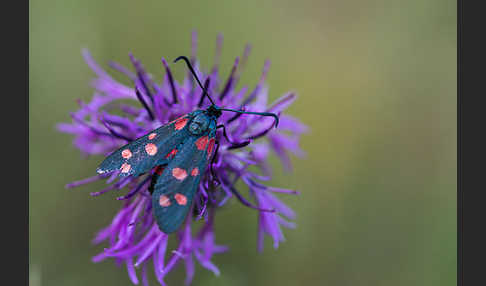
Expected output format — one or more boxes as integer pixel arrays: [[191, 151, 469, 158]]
[[29, 0, 456, 285]]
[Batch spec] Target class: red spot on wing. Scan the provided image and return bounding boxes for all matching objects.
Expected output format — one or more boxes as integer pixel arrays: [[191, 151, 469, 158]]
[[155, 166, 165, 175], [145, 143, 158, 156], [159, 195, 171, 207], [195, 136, 209, 151], [148, 133, 157, 140], [120, 163, 131, 173], [174, 118, 189, 130], [191, 167, 199, 176], [174, 193, 187, 205], [165, 148, 178, 159], [169, 115, 185, 124], [207, 138, 216, 159], [172, 168, 188, 181], [121, 149, 132, 159]]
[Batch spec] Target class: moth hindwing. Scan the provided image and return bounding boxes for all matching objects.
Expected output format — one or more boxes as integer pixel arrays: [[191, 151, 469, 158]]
[[151, 114, 217, 234]]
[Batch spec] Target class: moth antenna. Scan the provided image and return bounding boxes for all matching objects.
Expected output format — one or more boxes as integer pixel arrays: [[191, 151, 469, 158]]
[[219, 108, 279, 128], [174, 56, 216, 105], [198, 77, 211, 107]]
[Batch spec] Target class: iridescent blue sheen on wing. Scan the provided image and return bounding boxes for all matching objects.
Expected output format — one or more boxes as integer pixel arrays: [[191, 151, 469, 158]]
[[151, 116, 217, 234], [96, 111, 203, 177]]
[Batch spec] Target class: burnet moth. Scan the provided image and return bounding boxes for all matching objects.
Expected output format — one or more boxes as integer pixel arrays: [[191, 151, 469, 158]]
[[96, 56, 279, 234]]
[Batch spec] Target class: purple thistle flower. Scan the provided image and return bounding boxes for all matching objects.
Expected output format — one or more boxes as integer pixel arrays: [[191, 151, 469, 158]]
[[59, 31, 308, 285]]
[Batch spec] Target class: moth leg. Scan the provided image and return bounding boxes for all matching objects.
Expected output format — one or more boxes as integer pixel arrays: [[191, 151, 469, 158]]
[[220, 176, 275, 212], [216, 124, 251, 149], [243, 115, 279, 140], [203, 183, 218, 205], [148, 165, 167, 195], [210, 140, 221, 185], [195, 191, 208, 220], [117, 175, 151, 200]]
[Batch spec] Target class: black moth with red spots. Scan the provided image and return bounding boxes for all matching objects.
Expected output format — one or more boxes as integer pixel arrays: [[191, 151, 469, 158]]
[[96, 56, 279, 234]]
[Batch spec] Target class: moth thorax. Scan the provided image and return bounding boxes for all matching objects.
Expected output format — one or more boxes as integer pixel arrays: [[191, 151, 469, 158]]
[[189, 113, 210, 135]]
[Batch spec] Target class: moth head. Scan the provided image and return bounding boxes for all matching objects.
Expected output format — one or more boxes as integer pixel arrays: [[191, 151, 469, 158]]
[[206, 105, 222, 118]]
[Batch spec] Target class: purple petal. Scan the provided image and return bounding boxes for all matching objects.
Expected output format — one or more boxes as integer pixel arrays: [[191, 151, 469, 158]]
[[134, 234, 163, 267], [82, 49, 112, 79], [126, 258, 139, 285], [268, 92, 296, 113], [65, 174, 106, 188], [194, 250, 220, 276], [184, 254, 195, 285], [262, 191, 296, 219], [278, 115, 309, 134]]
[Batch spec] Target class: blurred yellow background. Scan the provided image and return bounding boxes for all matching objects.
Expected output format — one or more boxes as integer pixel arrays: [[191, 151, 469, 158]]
[[30, 0, 456, 285]]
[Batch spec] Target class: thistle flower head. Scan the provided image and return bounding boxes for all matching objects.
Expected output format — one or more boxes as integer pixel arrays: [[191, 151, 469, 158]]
[[59, 31, 308, 285]]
